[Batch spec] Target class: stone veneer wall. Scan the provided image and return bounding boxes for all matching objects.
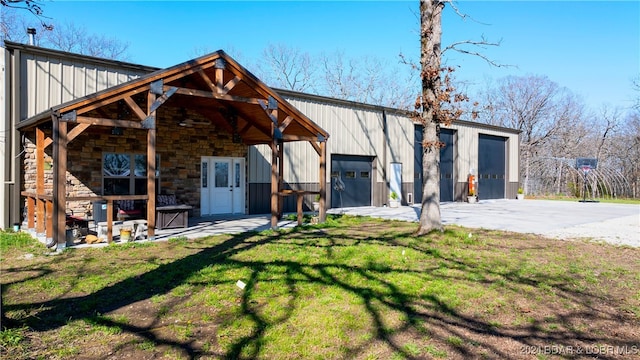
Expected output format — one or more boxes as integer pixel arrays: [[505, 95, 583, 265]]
[[22, 108, 248, 218]]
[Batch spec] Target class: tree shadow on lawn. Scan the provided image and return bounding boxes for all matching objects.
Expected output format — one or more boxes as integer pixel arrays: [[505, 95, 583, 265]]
[[3, 223, 639, 359]]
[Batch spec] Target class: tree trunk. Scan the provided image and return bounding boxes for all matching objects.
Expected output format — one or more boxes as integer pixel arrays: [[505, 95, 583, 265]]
[[416, 0, 444, 235]]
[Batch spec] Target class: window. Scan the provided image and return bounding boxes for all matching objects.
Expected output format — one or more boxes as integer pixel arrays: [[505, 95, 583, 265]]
[[235, 162, 241, 188], [345, 171, 356, 179], [360, 171, 370, 179], [103, 153, 160, 195], [215, 162, 229, 188], [202, 162, 208, 188]]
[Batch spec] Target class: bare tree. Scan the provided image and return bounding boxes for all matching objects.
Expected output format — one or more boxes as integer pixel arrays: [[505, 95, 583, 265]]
[[254, 43, 317, 92], [632, 74, 640, 111], [1, 0, 51, 30], [320, 50, 418, 109], [1, 8, 129, 60], [591, 105, 623, 161], [1, 7, 27, 42], [189, 44, 245, 63], [476, 75, 583, 194], [43, 21, 129, 60], [319, 50, 359, 100], [617, 111, 640, 197]]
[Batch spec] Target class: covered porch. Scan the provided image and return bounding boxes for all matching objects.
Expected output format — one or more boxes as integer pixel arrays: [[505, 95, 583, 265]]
[[16, 50, 329, 249]]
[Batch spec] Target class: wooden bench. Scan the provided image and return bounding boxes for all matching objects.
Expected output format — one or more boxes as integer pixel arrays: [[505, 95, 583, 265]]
[[115, 199, 144, 220], [156, 194, 193, 229]]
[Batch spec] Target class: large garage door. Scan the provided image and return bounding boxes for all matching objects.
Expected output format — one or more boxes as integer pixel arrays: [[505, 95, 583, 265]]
[[478, 134, 506, 199], [331, 155, 372, 208], [439, 129, 455, 202], [414, 126, 455, 202]]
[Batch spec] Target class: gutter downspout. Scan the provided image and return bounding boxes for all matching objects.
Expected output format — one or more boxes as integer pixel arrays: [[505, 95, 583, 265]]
[[1, 44, 8, 229], [382, 109, 388, 204]]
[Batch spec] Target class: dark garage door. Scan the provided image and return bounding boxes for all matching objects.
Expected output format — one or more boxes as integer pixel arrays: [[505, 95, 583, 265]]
[[478, 134, 506, 199], [331, 155, 372, 208], [414, 126, 455, 202]]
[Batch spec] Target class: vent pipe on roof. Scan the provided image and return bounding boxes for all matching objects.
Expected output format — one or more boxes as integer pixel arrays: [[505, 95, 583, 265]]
[[27, 27, 36, 45]]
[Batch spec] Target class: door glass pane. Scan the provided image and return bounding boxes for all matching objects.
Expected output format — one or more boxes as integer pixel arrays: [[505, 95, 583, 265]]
[[103, 154, 130, 176], [235, 163, 240, 188], [202, 162, 208, 188], [215, 162, 229, 188]]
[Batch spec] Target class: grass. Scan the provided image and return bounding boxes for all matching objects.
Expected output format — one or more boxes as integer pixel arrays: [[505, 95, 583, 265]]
[[1, 218, 639, 359]]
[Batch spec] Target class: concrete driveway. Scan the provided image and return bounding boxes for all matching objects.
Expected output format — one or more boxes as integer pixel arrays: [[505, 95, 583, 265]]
[[328, 199, 640, 247]]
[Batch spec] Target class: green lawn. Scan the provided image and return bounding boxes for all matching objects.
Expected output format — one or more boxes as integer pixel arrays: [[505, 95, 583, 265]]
[[2, 215, 639, 359]]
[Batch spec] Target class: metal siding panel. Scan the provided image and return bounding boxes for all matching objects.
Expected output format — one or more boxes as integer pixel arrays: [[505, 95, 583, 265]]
[[35, 57, 50, 115], [448, 123, 476, 183], [96, 67, 108, 92], [62, 62, 75, 102], [118, 72, 129, 85], [386, 113, 414, 182], [289, 140, 317, 182], [85, 66, 97, 95], [272, 96, 520, 203], [48, 58, 62, 110], [106, 70, 115, 88], [74, 64, 86, 98], [281, 96, 384, 185], [15, 49, 151, 121], [249, 144, 272, 183], [26, 55, 36, 116], [21, 54, 31, 118]]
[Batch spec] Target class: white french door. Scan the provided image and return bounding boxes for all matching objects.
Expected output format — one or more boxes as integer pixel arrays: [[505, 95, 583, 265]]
[[200, 157, 245, 215]]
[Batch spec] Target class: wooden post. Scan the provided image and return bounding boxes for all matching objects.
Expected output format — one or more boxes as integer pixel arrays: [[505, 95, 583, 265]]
[[270, 139, 278, 229], [27, 196, 35, 229], [36, 127, 45, 234], [52, 116, 68, 247], [147, 91, 157, 239], [296, 193, 303, 226], [278, 142, 284, 219], [45, 200, 53, 240], [319, 141, 326, 222], [106, 200, 113, 243]]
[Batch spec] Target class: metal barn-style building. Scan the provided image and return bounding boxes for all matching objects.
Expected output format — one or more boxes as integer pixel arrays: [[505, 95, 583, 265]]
[[1, 41, 519, 245]]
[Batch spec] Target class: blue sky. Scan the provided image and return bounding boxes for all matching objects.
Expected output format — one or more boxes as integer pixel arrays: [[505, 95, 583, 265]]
[[36, 1, 640, 111]]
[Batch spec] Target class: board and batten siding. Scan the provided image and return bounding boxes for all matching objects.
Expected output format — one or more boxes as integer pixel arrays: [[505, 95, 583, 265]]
[[249, 92, 520, 205], [385, 111, 417, 184], [249, 95, 387, 185], [446, 122, 519, 183], [20, 52, 148, 119]]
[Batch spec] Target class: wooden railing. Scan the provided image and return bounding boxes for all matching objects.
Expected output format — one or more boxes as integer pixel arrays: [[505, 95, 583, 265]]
[[277, 190, 320, 225], [21, 192, 149, 244]]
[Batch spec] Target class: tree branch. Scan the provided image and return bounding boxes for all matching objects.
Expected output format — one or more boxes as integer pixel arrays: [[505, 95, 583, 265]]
[[445, 0, 491, 26], [443, 37, 514, 68], [1, 0, 52, 30]]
